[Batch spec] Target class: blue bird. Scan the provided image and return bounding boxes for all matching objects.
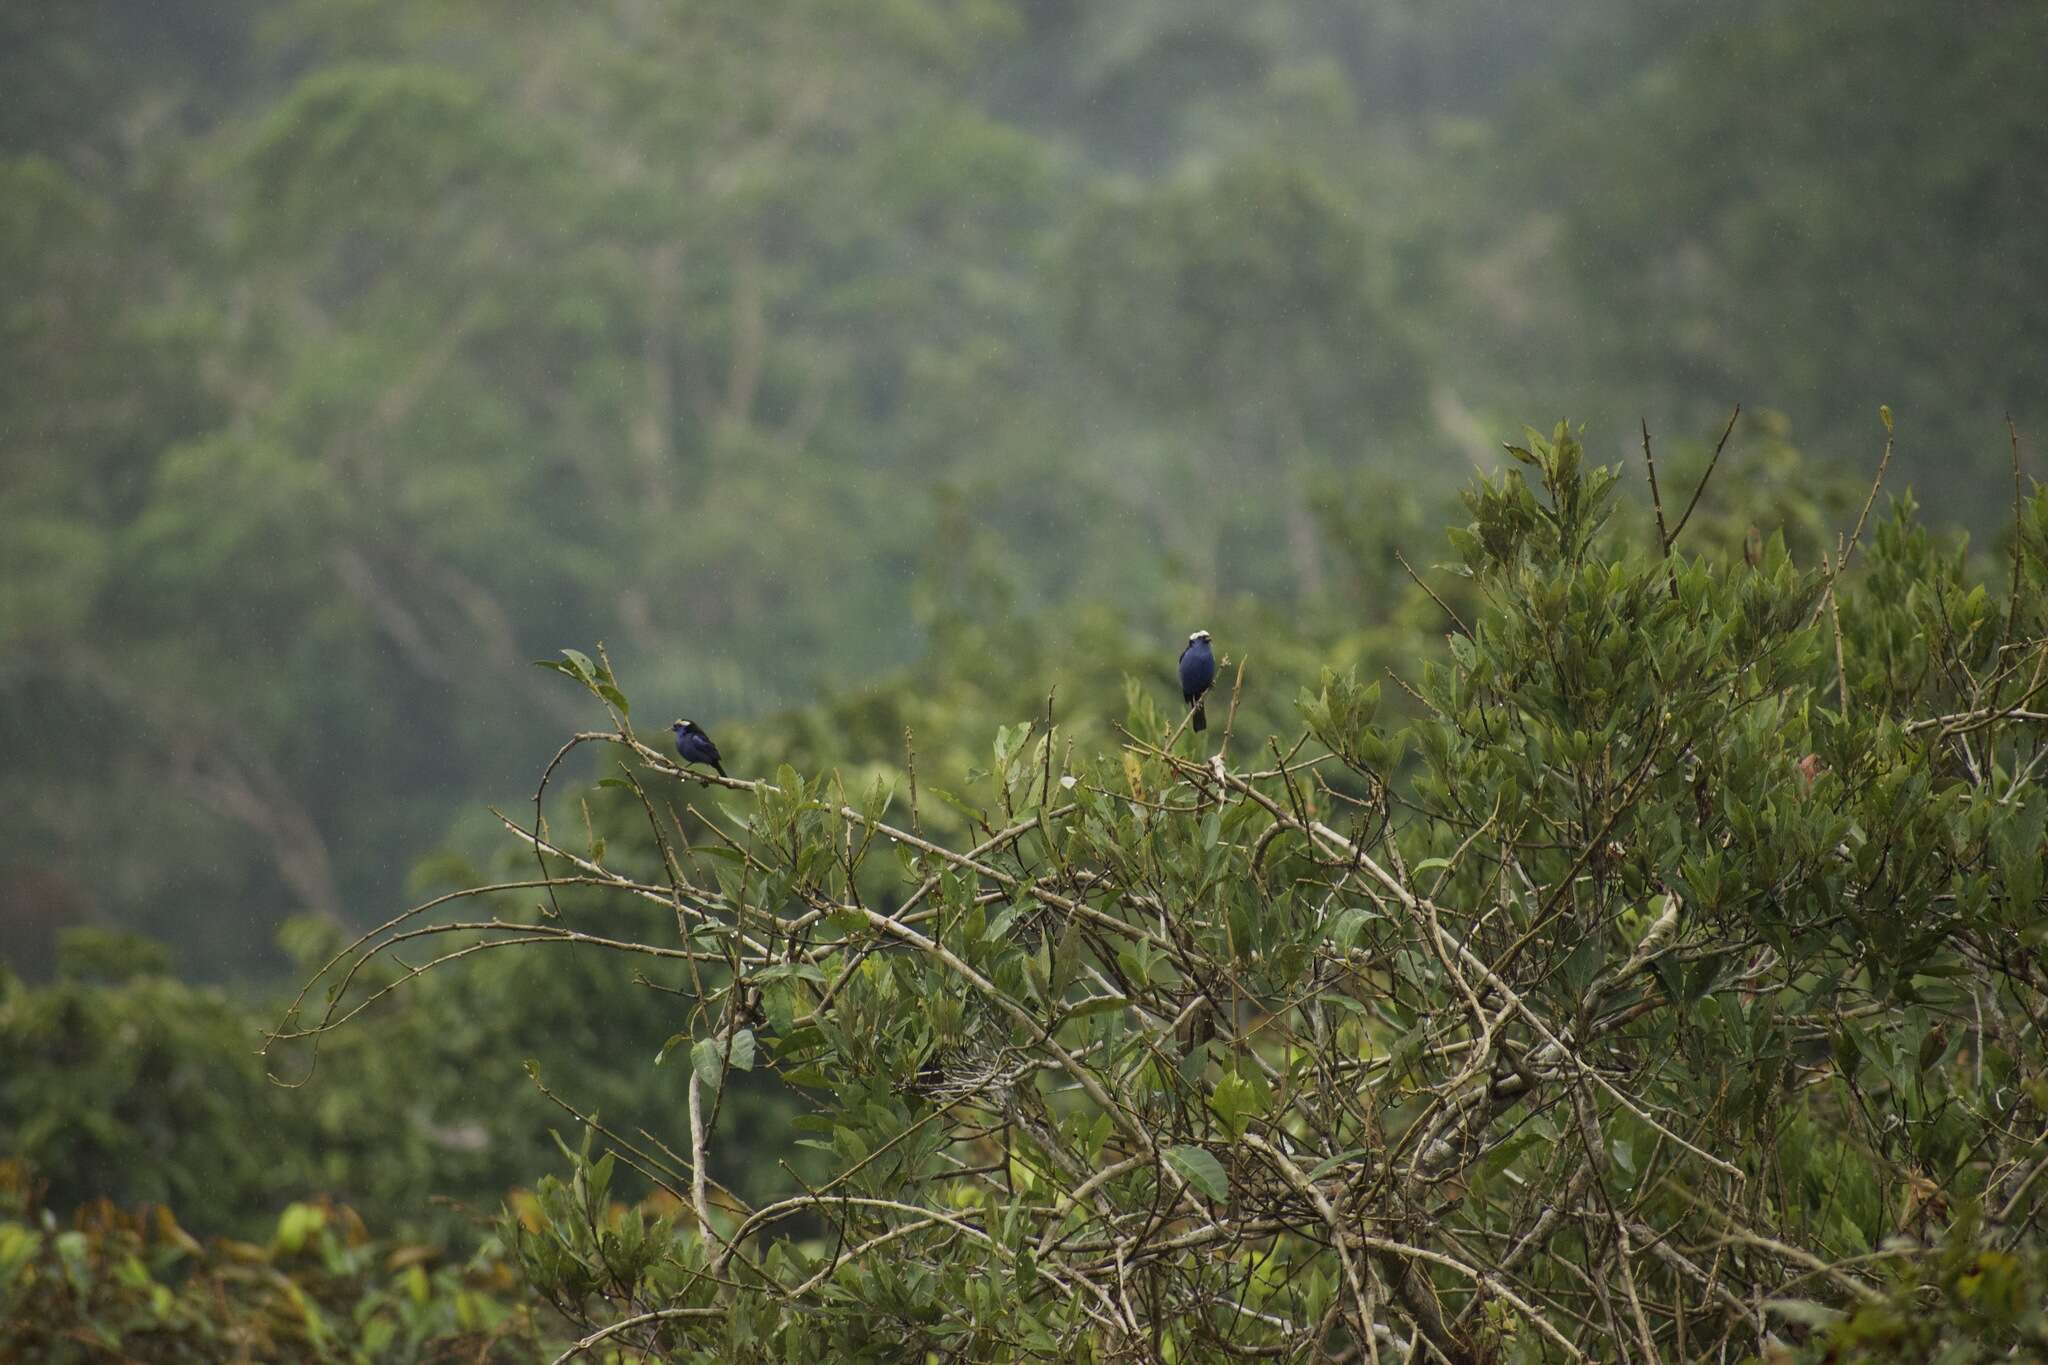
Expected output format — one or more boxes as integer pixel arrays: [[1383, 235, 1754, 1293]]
[[670, 719, 728, 778], [1178, 630, 1216, 733]]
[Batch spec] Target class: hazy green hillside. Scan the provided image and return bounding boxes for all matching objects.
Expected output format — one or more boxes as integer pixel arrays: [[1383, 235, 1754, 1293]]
[[2, 0, 2040, 985]]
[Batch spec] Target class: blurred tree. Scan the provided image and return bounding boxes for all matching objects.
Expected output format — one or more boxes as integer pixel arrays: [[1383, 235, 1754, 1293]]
[[1501, 0, 2048, 509], [0, 0, 1071, 971], [1064, 156, 1434, 600], [0, 1161, 550, 1363], [0, 931, 300, 1220]]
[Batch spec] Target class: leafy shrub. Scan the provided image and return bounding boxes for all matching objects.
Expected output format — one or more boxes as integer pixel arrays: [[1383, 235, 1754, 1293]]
[[282, 426, 2048, 1360], [0, 1159, 544, 1363]]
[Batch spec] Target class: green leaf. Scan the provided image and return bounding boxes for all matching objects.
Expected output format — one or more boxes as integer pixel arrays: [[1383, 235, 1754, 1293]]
[[753, 962, 828, 985], [1916, 1027, 1948, 1075], [984, 906, 1026, 942], [1764, 1298, 1845, 1329], [685, 1029, 756, 1082], [1302, 1148, 1370, 1183], [927, 786, 989, 825], [1207, 1071, 1258, 1139], [1326, 907, 1376, 952], [691, 1037, 723, 1087], [276, 1201, 323, 1253], [1165, 1145, 1229, 1203], [560, 648, 597, 682], [861, 773, 894, 822]]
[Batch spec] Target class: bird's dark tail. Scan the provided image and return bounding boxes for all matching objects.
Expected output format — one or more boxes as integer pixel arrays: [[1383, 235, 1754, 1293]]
[[714, 761, 729, 778], [1190, 700, 1207, 733]]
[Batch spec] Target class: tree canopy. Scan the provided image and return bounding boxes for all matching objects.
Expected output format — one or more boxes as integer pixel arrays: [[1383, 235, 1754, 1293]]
[[244, 430, 2048, 1361]]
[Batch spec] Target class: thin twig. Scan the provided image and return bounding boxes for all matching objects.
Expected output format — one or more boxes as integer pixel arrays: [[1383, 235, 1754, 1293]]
[[1825, 543, 1851, 715], [1842, 417, 1895, 570], [687, 1071, 714, 1241], [1641, 418, 1679, 600], [2009, 414, 2026, 643], [1395, 550, 1471, 637], [1665, 403, 1740, 549]]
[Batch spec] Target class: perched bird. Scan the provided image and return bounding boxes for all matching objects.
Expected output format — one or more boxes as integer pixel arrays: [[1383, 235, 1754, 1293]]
[[670, 719, 728, 778], [1178, 630, 1217, 733]]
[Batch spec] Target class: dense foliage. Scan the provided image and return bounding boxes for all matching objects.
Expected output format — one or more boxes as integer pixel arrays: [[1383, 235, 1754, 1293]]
[[0, 912, 808, 1249], [0, 1161, 546, 1363], [255, 433, 2048, 1361]]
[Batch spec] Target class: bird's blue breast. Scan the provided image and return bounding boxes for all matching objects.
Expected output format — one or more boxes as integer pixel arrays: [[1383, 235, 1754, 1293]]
[[1180, 643, 1216, 693]]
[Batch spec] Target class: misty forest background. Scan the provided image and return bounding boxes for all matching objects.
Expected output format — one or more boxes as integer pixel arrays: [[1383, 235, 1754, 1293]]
[[3, 0, 2047, 1354]]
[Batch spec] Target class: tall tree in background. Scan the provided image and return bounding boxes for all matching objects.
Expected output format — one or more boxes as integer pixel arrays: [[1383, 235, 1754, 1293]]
[[1064, 157, 1430, 600]]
